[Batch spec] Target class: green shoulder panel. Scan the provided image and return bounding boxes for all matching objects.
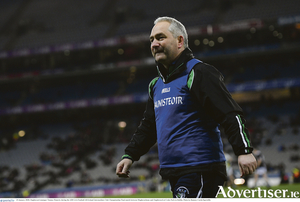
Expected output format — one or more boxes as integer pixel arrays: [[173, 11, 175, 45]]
[[187, 69, 195, 90], [148, 77, 159, 99]]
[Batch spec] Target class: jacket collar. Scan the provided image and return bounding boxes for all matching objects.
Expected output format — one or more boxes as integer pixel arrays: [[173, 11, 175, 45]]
[[156, 48, 194, 83]]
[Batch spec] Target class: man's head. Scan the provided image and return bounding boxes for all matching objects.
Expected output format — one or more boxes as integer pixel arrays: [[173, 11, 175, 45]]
[[150, 17, 188, 68]]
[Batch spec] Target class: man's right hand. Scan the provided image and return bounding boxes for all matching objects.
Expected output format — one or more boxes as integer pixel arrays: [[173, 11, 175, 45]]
[[116, 158, 133, 178]]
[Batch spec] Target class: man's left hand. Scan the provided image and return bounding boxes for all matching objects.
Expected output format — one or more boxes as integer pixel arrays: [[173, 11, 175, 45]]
[[238, 153, 257, 177]]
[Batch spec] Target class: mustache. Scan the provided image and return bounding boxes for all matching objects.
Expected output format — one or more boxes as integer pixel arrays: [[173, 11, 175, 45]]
[[153, 47, 164, 54]]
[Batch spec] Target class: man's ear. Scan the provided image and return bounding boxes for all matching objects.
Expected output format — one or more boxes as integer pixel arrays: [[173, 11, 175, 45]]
[[177, 35, 184, 49]]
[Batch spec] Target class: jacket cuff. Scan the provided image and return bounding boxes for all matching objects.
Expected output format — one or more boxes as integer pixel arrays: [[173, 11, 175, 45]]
[[122, 154, 134, 162], [235, 146, 253, 156]]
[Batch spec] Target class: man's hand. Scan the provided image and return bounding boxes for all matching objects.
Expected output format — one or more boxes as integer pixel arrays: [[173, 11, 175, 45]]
[[238, 153, 257, 177], [116, 158, 133, 178]]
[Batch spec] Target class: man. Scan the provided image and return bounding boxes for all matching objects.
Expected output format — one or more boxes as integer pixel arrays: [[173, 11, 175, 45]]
[[116, 16, 257, 198], [253, 148, 270, 188]]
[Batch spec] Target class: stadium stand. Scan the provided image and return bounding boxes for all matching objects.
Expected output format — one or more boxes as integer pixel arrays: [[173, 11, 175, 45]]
[[220, 0, 300, 23], [0, 0, 300, 198]]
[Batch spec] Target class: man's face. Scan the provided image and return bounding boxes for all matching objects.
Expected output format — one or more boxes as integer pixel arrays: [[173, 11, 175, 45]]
[[150, 21, 182, 68]]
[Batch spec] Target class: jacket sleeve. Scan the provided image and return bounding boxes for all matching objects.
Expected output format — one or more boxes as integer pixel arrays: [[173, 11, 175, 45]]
[[124, 96, 157, 161], [190, 63, 253, 156]]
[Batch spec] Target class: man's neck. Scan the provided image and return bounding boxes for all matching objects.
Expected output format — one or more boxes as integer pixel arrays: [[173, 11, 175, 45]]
[[162, 50, 184, 70]]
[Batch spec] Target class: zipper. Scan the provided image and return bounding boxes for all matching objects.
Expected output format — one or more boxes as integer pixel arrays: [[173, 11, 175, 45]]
[[166, 63, 184, 82]]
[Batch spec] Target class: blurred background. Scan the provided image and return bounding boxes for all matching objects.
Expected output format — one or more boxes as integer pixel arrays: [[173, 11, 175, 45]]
[[0, 0, 300, 198]]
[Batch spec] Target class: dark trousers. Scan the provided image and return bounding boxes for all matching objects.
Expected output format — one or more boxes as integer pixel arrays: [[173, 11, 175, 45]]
[[169, 172, 225, 198]]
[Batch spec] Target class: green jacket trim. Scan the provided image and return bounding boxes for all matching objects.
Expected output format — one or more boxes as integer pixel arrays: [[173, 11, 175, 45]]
[[148, 77, 159, 99], [187, 69, 195, 90]]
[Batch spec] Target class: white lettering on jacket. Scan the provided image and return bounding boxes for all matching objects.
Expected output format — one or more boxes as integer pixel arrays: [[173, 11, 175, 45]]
[[161, 87, 171, 94], [154, 96, 183, 109]]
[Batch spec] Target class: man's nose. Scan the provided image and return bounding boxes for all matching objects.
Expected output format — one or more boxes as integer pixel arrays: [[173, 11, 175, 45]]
[[151, 40, 160, 49]]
